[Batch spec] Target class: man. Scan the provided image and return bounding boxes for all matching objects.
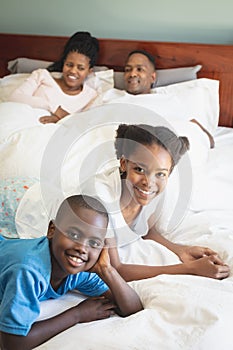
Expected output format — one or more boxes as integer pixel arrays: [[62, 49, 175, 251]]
[[90, 49, 214, 148], [123, 50, 156, 95]]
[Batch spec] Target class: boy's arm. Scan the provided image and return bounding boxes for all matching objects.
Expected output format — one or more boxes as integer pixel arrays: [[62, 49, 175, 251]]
[[0, 296, 117, 350], [91, 247, 143, 316], [0, 309, 78, 350], [0, 263, 119, 350]]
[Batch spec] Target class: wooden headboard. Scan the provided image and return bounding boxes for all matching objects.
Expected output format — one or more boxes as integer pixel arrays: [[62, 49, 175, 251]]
[[0, 33, 232, 127]]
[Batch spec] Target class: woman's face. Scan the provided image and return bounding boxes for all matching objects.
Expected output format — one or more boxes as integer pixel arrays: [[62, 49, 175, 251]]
[[62, 51, 92, 91], [120, 143, 172, 206]]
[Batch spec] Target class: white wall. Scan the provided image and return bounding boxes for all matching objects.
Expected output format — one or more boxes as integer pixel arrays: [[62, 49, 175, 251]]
[[1, 0, 233, 44]]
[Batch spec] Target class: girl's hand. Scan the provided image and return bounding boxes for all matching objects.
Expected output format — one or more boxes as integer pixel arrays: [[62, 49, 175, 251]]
[[187, 255, 230, 279], [177, 245, 224, 263], [74, 297, 116, 323]]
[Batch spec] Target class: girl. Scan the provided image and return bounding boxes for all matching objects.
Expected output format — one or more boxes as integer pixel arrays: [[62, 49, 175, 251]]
[[94, 124, 229, 281], [9, 32, 99, 124]]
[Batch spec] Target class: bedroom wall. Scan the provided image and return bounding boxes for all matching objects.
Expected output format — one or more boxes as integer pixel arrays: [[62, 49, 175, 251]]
[[0, 0, 233, 44]]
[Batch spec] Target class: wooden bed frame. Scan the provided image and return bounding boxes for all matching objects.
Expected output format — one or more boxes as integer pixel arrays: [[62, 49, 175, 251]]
[[0, 33, 232, 127]]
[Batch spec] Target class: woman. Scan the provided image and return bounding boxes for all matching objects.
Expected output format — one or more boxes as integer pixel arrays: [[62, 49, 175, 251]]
[[9, 32, 99, 124]]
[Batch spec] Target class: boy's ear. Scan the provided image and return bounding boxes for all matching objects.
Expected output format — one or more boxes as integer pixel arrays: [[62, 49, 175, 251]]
[[47, 221, 55, 239]]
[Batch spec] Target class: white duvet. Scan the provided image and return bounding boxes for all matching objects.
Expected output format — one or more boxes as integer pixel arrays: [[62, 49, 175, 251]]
[[1, 77, 233, 350]]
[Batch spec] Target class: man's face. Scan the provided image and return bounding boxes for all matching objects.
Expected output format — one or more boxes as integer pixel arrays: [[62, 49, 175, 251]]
[[124, 53, 156, 95]]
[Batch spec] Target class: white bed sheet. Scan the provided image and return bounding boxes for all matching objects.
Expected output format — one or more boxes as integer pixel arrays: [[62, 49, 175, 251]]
[[0, 96, 233, 349]]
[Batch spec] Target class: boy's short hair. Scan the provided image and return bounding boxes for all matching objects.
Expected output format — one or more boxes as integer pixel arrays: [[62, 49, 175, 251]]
[[56, 195, 109, 223]]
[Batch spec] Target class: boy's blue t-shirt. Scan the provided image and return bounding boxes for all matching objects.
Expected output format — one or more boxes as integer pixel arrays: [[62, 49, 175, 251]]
[[0, 236, 109, 336]]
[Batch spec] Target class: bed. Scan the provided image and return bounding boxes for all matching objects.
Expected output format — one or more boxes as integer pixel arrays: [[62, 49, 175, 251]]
[[0, 33, 233, 350]]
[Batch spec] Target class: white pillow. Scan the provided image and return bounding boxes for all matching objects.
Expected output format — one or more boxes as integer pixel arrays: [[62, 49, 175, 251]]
[[97, 78, 219, 136], [152, 78, 220, 135], [7, 57, 109, 74], [0, 74, 30, 102], [7, 58, 201, 90], [85, 69, 114, 94], [114, 65, 202, 89]]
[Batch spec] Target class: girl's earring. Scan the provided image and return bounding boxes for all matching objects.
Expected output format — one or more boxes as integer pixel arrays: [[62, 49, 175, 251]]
[[119, 166, 126, 176], [120, 156, 126, 176]]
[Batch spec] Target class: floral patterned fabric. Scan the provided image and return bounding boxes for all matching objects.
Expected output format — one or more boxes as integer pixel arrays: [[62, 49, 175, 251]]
[[0, 178, 37, 238]]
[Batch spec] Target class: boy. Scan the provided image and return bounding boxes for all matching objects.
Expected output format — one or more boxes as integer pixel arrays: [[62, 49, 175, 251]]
[[0, 194, 143, 350]]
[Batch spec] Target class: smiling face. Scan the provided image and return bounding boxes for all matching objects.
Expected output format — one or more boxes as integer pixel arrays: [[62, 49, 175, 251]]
[[124, 53, 156, 95], [120, 143, 172, 207], [61, 51, 92, 92], [48, 205, 107, 284]]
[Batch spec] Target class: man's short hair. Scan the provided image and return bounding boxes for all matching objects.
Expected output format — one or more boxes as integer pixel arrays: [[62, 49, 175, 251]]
[[126, 50, 156, 70]]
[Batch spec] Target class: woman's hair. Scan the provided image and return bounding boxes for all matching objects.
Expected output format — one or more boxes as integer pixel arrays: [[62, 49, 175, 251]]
[[126, 50, 156, 71], [48, 31, 99, 72], [115, 124, 189, 172]]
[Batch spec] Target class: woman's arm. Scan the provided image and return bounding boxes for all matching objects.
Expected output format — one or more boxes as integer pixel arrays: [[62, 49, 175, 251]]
[[91, 247, 143, 317], [39, 106, 69, 124], [8, 69, 50, 110]]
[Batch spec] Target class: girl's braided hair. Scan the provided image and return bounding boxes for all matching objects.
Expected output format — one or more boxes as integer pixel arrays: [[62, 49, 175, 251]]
[[115, 124, 190, 172]]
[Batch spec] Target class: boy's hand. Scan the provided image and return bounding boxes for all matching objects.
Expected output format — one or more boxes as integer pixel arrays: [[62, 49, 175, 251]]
[[74, 297, 116, 323], [90, 247, 111, 275]]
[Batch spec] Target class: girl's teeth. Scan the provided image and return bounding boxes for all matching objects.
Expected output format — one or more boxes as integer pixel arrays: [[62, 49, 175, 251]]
[[137, 187, 153, 195]]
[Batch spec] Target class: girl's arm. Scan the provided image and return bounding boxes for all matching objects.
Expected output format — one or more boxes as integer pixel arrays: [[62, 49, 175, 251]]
[[91, 247, 143, 317], [107, 237, 230, 282], [144, 221, 224, 264]]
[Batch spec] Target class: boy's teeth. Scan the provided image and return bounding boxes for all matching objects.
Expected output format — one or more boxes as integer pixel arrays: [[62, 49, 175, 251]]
[[69, 256, 83, 263]]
